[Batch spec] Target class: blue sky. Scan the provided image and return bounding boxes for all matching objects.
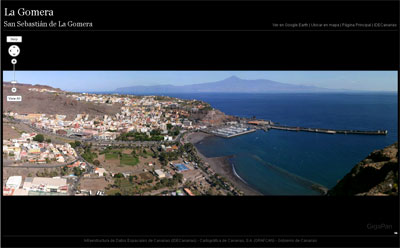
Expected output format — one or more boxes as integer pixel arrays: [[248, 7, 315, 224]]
[[3, 71, 397, 92]]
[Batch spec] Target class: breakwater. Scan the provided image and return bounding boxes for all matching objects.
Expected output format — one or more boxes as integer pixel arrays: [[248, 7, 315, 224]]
[[267, 125, 387, 135]]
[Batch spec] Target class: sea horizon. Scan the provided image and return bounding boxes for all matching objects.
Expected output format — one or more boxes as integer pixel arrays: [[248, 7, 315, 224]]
[[83, 90, 398, 96]]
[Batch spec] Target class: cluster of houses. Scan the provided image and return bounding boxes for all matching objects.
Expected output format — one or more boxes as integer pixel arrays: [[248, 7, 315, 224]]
[[4, 94, 208, 141], [161, 144, 179, 153], [3, 132, 78, 164], [68, 161, 87, 169], [67, 92, 132, 105], [28, 87, 58, 93]]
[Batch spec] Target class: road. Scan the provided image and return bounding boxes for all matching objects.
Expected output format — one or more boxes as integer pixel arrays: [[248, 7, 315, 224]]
[[3, 158, 79, 168], [69, 153, 97, 194]]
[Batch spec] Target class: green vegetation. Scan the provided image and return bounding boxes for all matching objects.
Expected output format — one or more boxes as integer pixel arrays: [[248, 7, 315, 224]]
[[106, 189, 122, 195], [33, 134, 44, 142], [153, 173, 183, 190], [99, 146, 117, 155], [45, 138, 52, 143], [116, 130, 163, 141], [105, 152, 119, 160], [158, 151, 179, 166], [59, 166, 85, 177], [81, 147, 97, 163], [165, 124, 181, 137], [108, 177, 145, 195], [73, 167, 85, 176], [182, 143, 201, 164], [209, 174, 231, 191], [61, 166, 69, 176], [69, 140, 81, 148], [393, 182, 398, 192], [120, 154, 139, 166], [113, 173, 124, 178], [36, 169, 58, 177], [107, 172, 184, 196], [101, 148, 140, 166], [168, 128, 180, 137]]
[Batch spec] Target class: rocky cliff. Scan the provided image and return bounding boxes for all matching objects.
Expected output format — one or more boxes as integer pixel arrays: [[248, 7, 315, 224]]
[[197, 109, 237, 125], [328, 142, 398, 196]]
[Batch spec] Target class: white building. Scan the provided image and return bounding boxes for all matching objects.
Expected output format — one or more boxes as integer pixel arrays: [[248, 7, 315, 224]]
[[95, 167, 107, 177], [6, 176, 22, 189], [28, 177, 68, 193], [163, 136, 173, 141], [154, 169, 166, 179]]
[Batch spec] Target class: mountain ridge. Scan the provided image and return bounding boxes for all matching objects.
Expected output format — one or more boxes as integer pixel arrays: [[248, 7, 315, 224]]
[[114, 76, 334, 94]]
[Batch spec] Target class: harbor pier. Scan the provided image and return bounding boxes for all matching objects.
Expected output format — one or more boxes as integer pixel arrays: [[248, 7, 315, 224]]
[[204, 119, 388, 139], [266, 125, 388, 135]]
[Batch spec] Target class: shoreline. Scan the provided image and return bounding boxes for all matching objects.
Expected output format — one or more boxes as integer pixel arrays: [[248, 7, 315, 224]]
[[187, 132, 262, 196]]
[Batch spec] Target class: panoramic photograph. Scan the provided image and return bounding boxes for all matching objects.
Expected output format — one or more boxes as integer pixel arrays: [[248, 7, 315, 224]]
[[2, 71, 398, 196]]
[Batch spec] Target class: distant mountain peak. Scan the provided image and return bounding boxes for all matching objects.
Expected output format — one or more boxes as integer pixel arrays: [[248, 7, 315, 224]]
[[225, 75, 241, 81]]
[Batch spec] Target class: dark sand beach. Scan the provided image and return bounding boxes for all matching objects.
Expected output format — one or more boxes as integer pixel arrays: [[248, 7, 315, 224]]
[[187, 132, 262, 195]]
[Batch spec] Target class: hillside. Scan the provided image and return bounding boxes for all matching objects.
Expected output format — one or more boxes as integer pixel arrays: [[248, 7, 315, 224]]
[[3, 82, 120, 119], [192, 109, 237, 125], [328, 142, 398, 196], [115, 76, 333, 94]]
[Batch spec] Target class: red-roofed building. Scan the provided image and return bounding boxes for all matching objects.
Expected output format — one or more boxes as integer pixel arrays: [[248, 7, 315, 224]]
[[68, 161, 81, 168], [3, 187, 15, 196], [184, 188, 195, 196]]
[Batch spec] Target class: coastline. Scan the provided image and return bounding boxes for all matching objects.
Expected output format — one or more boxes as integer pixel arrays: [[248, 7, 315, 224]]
[[187, 132, 262, 196]]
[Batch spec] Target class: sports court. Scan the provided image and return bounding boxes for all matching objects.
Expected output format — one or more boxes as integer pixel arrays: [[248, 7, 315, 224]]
[[174, 164, 189, 172]]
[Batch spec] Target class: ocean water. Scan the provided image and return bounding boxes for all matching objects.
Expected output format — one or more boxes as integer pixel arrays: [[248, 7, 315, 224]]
[[164, 93, 398, 195]]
